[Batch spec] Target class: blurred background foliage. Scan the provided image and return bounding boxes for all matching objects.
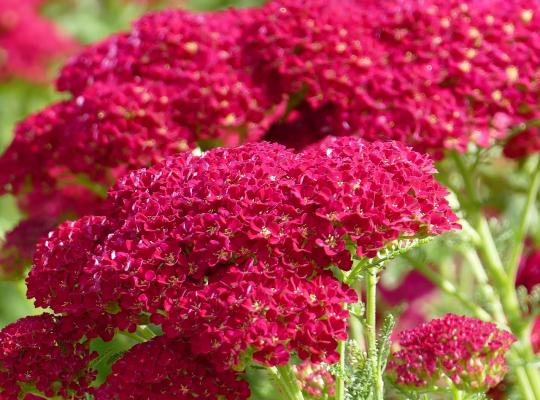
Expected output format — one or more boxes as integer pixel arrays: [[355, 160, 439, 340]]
[[0, 0, 263, 328]]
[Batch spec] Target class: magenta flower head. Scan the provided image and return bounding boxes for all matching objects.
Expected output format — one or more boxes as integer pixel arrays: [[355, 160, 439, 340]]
[[0, 313, 96, 399], [94, 336, 250, 400], [388, 314, 516, 392], [242, 0, 377, 108], [293, 361, 336, 398], [26, 138, 457, 370], [356, 0, 540, 157], [0, 0, 76, 82], [56, 7, 271, 144]]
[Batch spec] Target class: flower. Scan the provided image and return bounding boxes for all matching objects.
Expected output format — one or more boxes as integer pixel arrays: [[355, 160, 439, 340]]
[[355, 0, 540, 156], [0, 314, 96, 399], [0, 0, 76, 82], [302, 137, 459, 258], [293, 361, 336, 399], [388, 314, 516, 392], [93, 336, 250, 400], [293, 361, 336, 398], [241, 0, 378, 108], [0, 82, 194, 194], [27, 138, 457, 369], [56, 8, 272, 143]]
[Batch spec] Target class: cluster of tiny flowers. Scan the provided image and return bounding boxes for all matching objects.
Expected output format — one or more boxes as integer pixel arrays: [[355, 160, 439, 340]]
[[2, 0, 539, 277], [293, 361, 335, 398], [27, 138, 457, 371], [352, 0, 540, 158], [94, 336, 250, 400], [0, 313, 96, 399], [0, 0, 76, 82], [388, 314, 516, 392], [55, 7, 271, 141]]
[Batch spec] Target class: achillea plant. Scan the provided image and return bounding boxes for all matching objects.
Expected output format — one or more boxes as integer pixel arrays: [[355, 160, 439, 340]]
[[0, 314, 96, 399], [25, 139, 455, 365], [93, 336, 250, 400], [1, 0, 540, 399], [0, 137, 457, 398], [388, 314, 516, 393]]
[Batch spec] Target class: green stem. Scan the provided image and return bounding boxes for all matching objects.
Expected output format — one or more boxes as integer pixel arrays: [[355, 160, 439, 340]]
[[406, 255, 491, 320], [275, 365, 305, 400], [365, 268, 383, 400], [451, 153, 521, 328], [335, 341, 346, 400], [349, 314, 364, 348], [268, 367, 295, 400], [450, 384, 464, 400], [451, 152, 540, 399], [349, 281, 365, 346], [514, 364, 536, 400], [460, 248, 506, 324], [508, 155, 540, 281]]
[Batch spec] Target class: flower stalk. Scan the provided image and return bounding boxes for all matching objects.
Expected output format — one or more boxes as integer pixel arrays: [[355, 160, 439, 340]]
[[268, 365, 305, 400], [335, 341, 346, 400], [365, 267, 384, 400]]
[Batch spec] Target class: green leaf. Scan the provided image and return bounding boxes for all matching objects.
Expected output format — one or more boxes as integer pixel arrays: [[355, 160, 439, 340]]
[[377, 314, 396, 374], [346, 237, 435, 284]]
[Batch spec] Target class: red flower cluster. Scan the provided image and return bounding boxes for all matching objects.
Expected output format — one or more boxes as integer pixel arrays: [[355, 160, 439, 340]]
[[56, 8, 271, 143], [249, 0, 540, 157], [94, 336, 250, 400], [27, 138, 457, 370], [2, 0, 538, 278], [0, 82, 194, 192], [293, 361, 336, 398], [0, 313, 95, 399], [242, 0, 377, 108], [0, 0, 76, 82], [388, 314, 516, 391], [362, 0, 540, 159], [17, 0, 540, 161]]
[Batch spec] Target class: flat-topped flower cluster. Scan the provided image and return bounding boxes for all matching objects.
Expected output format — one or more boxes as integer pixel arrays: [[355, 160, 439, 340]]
[[0, 137, 459, 398], [388, 314, 516, 392]]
